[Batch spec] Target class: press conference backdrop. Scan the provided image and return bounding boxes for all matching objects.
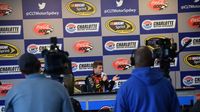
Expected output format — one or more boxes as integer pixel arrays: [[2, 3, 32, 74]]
[[0, 0, 200, 100]]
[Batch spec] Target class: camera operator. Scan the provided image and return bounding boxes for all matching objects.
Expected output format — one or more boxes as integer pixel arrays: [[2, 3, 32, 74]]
[[42, 37, 82, 112], [115, 46, 180, 112], [5, 53, 74, 112]]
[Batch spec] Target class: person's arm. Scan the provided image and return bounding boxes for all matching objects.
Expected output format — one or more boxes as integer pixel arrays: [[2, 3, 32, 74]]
[[85, 76, 95, 92], [104, 75, 119, 92]]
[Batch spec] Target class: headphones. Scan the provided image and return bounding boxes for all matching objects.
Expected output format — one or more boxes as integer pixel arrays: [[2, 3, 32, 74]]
[[130, 49, 135, 66]]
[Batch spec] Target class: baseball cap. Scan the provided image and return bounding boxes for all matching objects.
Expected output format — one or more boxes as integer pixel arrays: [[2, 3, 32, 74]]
[[18, 53, 40, 73]]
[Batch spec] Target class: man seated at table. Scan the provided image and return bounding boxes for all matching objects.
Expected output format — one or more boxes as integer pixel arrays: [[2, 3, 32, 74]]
[[85, 61, 119, 93]]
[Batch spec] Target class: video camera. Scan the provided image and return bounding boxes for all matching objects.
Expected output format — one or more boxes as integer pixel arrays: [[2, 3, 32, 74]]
[[146, 38, 177, 62], [145, 38, 177, 78], [131, 37, 191, 79], [42, 37, 72, 76]]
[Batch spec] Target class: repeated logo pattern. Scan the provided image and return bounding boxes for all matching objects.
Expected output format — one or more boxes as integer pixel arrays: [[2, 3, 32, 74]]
[[0, 0, 200, 90]]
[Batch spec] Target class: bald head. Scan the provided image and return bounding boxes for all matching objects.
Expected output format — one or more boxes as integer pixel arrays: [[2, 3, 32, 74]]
[[134, 46, 153, 68]]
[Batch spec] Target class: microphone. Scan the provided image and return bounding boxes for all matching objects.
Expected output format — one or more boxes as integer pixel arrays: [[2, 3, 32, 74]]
[[101, 72, 106, 78]]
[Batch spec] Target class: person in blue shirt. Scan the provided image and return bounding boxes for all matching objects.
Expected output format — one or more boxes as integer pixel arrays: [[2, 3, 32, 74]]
[[114, 46, 180, 112], [5, 53, 74, 112]]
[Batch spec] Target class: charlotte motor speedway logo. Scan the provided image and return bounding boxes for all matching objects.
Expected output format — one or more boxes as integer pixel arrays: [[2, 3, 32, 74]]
[[72, 61, 93, 72], [0, 65, 20, 75], [183, 75, 200, 86], [27, 44, 62, 54], [181, 37, 200, 47], [0, 25, 21, 35], [105, 40, 138, 51], [142, 19, 176, 30], [65, 22, 99, 34]]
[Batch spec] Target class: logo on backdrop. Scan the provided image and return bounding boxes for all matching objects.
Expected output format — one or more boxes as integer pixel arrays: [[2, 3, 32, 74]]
[[194, 0, 200, 3], [148, 0, 168, 11], [72, 62, 93, 72], [66, 1, 96, 16], [116, 0, 124, 7], [74, 40, 93, 53], [23, 0, 61, 19], [179, 0, 200, 12], [181, 37, 200, 47], [27, 44, 62, 54], [0, 3, 12, 16], [105, 40, 138, 51], [183, 75, 200, 86], [0, 106, 5, 112], [145, 35, 167, 49], [106, 19, 135, 34], [38, 2, 46, 10], [102, 0, 138, 16], [0, 65, 20, 75], [113, 79, 126, 90], [0, 84, 13, 96], [184, 54, 200, 69], [34, 22, 53, 35], [0, 42, 20, 58], [0, 25, 21, 35], [112, 58, 131, 71], [65, 22, 99, 33], [154, 57, 178, 67], [142, 19, 176, 30], [188, 15, 200, 29]]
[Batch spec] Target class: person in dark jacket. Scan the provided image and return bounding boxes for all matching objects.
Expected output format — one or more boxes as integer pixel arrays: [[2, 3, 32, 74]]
[[85, 61, 119, 93], [115, 46, 180, 112]]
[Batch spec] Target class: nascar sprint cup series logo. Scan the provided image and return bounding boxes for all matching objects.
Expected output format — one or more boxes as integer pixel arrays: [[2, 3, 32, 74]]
[[148, 0, 168, 11], [0, 3, 12, 16], [142, 19, 176, 30], [106, 19, 135, 34], [66, 1, 96, 16], [34, 22, 53, 35], [184, 54, 200, 69], [105, 40, 138, 51], [112, 58, 131, 71], [0, 42, 20, 58], [65, 22, 99, 33], [74, 40, 93, 53], [188, 15, 200, 29], [145, 35, 167, 49]]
